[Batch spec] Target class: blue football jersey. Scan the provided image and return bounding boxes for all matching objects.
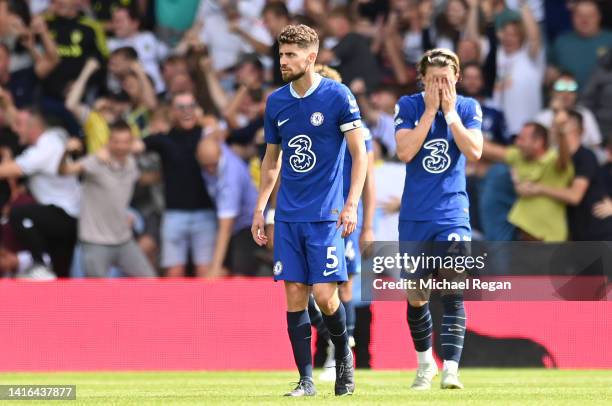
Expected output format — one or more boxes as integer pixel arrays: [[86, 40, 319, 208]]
[[265, 74, 362, 222], [394, 93, 482, 221]]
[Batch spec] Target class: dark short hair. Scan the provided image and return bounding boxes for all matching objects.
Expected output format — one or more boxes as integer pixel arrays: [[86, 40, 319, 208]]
[[109, 119, 132, 135], [110, 46, 138, 60], [525, 121, 549, 148], [113, 5, 140, 22], [262, 1, 290, 19], [461, 61, 482, 73]]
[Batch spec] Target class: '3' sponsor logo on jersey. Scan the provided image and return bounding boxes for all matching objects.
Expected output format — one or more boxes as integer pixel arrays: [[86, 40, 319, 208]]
[[422, 139, 451, 173], [288, 134, 317, 173]]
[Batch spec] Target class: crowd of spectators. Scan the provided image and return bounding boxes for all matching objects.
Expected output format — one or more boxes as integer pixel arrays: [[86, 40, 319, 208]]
[[0, 0, 611, 279]]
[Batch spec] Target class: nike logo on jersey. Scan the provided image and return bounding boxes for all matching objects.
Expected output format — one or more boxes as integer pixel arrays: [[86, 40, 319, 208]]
[[323, 269, 339, 277], [278, 118, 290, 127]]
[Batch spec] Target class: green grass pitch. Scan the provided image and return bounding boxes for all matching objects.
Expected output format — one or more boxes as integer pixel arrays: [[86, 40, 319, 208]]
[[0, 369, 610, 405]]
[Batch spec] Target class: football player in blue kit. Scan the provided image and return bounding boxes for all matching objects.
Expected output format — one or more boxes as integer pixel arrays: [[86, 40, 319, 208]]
[[251, 25, 367, 397], [394, 48, 483, 390]]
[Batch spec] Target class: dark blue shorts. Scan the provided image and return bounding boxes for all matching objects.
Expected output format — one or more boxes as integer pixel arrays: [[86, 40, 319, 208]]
[[273, 221, 347, 285]]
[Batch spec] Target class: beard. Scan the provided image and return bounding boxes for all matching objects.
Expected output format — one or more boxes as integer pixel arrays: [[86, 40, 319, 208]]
[[281, 67, 306, 83]]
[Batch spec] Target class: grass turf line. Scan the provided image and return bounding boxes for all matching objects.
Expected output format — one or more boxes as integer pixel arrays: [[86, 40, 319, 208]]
[[0, 369, 610, 405]]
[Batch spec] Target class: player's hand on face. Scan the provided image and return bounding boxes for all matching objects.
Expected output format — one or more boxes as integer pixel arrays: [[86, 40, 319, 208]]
[[441, 76, 457, 114], [337, 203, 358, 238], [424, 75, 440, 113], [251, 211, 268, 246]]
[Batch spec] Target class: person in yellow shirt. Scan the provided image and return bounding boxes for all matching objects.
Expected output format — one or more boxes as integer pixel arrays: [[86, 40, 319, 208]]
[[483, 116, 574, 241]]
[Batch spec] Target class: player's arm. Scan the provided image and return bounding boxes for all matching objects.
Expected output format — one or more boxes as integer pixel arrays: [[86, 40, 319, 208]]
[[482, 140, 509, 162], [251, 143, 282, 246], [441, 78, 483, 161], [395, 76, 439, 162], [341, 128, 368, 237]]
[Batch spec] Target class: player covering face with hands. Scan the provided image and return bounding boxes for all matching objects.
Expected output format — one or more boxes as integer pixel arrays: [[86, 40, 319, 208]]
[[395, 48, 483, 390], [251, 25, 367, 397]]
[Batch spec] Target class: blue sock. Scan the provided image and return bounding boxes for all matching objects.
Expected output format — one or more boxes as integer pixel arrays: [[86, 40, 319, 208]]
[[343, 299, 356, 339], [441, 295, 466, 363], [407, 302, 433, 352], [287, 310, 313, 379], [321, 302, 350, 360], [308, 295, 330, 342]]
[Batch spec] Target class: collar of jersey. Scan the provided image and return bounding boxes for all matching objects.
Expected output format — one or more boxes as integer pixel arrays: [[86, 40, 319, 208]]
[[289, 73, 322, 99]]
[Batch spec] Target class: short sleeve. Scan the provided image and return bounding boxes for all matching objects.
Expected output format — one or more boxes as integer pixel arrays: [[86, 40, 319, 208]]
[[574, 149, 598, 181], [505, 146, 521, 166], [80, 155, 99, 177], [394, 96, 417, 132], [216, 166, 241, 219], [264, 97, 281, 144], [461, 98, 483, 130], [338, 84, 362, 133], [15, 132, 64, 176]]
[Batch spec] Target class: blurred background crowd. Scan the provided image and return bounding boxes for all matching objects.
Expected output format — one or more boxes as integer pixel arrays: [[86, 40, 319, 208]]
[[0, 0, 611, 281]]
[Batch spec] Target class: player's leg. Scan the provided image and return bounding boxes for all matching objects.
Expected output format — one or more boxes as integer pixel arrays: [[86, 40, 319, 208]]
[[399, 220, 438, 389], [341, 231, 360, 346], [435, 220, 472, 389], [274, 221, 316, 397], [308, 294, 335, 381], [284, 281, 316, 396], [307, 222, 354, 396]]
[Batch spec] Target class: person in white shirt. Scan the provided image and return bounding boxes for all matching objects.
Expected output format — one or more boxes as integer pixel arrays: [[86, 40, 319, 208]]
[[535, 73, 602, 149], [493, 3, 544, 136], [0, 106, 80, 278], [108, 6, 168, 93]]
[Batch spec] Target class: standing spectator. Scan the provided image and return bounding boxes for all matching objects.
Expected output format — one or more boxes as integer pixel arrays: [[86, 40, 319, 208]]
[[197, 136, 260, 277], [516, 110, 612, 240], [0, 9, 59, 107], [350, 78, 397, 157], [581, 49, 612, 141], [535, 73, 602, 149], [43, 0, 108, 135], [319, 6, 381, 91], [262, 1, 292, 86], [106, 46, 138, 97], [66, 58, 129, 153], [108, 6, 169, 93], [120, 60, 158, 136], [548, 0, 612, 89], [59, 120, 155, 277], [459, 61, 515, 241], [0, 99, 80, 277], [196, 0, 271, 72], [154, 0, 201, 46], [493, 2, 544, 137], [483, 121, 573, 241], [136, 91, 216, 278]]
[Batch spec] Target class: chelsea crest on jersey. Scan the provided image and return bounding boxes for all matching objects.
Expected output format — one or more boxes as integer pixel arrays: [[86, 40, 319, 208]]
[[264, 74, 362, 223]]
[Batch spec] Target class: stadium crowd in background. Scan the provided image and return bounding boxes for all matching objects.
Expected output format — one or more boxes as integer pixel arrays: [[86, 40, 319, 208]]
[[0, 0, 611, 281]]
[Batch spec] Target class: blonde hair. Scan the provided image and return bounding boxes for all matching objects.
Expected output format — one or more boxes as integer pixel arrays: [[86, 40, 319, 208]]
[[278, 24, 319, 49], [314, 64, 342, 83], [417, 48, 461, 79]]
